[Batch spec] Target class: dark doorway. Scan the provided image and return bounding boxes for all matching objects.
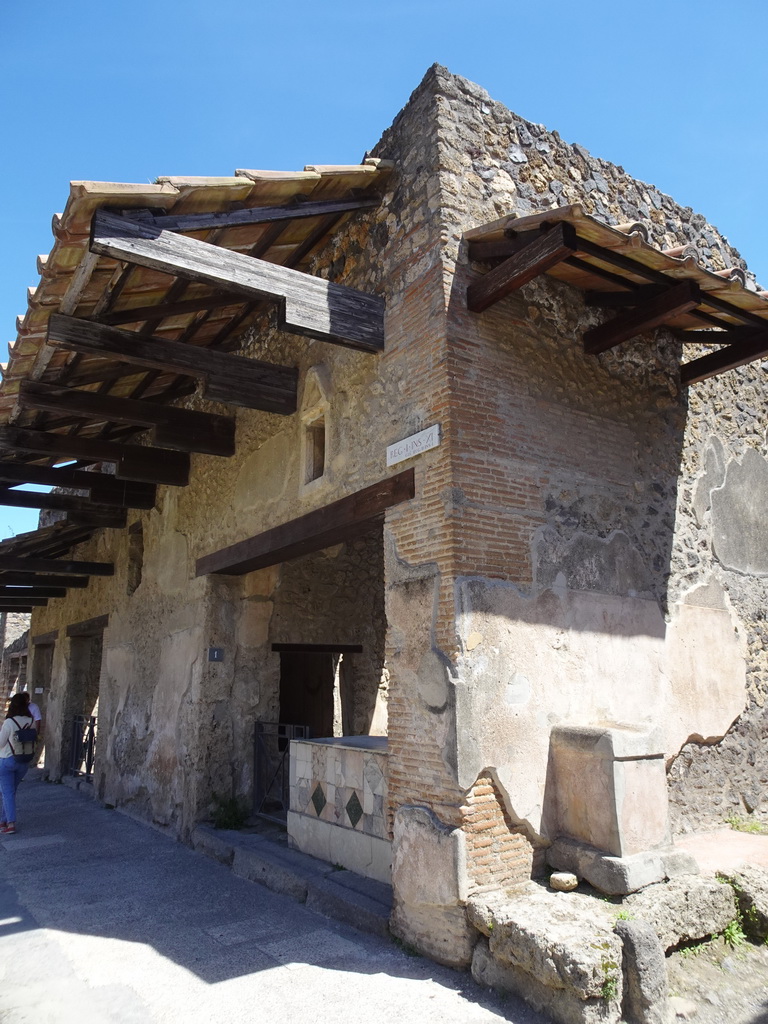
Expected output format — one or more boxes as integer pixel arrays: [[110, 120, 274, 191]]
[[279, 650, 335, 739]]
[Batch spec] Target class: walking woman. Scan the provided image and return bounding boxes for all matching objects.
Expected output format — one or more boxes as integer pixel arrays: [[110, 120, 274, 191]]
[[0, 693, 36, 835]]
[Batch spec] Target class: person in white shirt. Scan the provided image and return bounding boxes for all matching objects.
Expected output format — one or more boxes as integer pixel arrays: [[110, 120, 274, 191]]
[[0, 693, 36, 834], [20, 692, 42, 736]]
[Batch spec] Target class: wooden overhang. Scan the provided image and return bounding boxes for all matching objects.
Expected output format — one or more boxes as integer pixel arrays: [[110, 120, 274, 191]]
[[465, 204, 768, 386], [196, 469, 415, 577], [0, 161, 392, 594]]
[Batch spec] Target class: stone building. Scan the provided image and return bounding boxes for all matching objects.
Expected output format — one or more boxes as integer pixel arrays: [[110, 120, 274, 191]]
[[1, 65, 766, 1014]]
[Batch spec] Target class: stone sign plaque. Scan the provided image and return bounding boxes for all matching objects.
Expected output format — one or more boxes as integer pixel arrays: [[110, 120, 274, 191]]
[[386, 424, 441, 467]]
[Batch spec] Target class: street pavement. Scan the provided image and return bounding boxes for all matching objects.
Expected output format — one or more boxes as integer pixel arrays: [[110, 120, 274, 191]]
[[0, 774, 547, 1024]]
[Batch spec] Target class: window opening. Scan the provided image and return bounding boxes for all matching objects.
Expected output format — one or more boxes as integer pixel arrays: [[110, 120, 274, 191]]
[[304, 416, 326, 484]]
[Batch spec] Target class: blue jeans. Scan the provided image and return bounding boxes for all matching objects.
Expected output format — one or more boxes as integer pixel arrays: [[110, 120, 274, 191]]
[[0, 757, 28, 823]]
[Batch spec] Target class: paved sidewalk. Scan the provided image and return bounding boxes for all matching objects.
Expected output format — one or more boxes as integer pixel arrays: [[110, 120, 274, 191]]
[[0, 775, 546, 1024]]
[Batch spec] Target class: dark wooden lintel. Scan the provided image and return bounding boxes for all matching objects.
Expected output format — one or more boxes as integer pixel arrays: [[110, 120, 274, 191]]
[[0, 556, 114, 576], [583, 280, 701, 354], [0, 596, 47, 606], [19, 381, 236, 457], [48, 313, 297, 415], [467, 223, 579, 313], [91, 210, 385, 352], [681, 329, 768, 385], [125, 194, 381, 234], [0, 605, 34, 612], [67, 613, 109, 638], [196, 468, 415, 577], [32, 629, 59, 645], [272, 643, 364, 654]]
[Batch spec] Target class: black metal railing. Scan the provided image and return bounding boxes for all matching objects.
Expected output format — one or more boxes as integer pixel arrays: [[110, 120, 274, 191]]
[[70, 715, 97, 778], [253, 722, 309, 824]]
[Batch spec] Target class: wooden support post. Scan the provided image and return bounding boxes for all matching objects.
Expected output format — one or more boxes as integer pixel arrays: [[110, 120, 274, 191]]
[[91, 210, 385, 352], [467, 223, 579, 313], [19, 381, 236, 457], [196, 468, 415, 576], [47, 313, 298, 415], [583, 280, 701, 354]]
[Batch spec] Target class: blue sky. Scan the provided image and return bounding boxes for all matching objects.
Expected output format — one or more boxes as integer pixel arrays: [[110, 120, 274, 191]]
[[1, 0, 765, 538]]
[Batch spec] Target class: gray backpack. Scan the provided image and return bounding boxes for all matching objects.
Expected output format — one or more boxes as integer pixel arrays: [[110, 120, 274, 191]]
[[8, 717, 36, 764]]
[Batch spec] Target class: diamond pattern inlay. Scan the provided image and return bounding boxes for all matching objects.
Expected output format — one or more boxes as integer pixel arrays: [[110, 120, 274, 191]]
[[345, 790, 363, 828], [311, 783, 327, 817]]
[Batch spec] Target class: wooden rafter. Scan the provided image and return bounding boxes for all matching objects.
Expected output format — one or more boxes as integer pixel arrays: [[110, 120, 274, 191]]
[[0, 556, 114, 576], [467, 223, 579, 313], [197, 468, 415, 577], [48, 314, 297, 415], [90, 210, 385, 352], [583, 281, 701, 354], [19, 380, 236, 457], [0, 425, 190, 486], [126, 194, 381, 234], [0, 586, 66, 598], [0, 487, 131, 519], [0, 573, 89, 588], [0, 461, 156, 509], [681, 329, 768, 386]]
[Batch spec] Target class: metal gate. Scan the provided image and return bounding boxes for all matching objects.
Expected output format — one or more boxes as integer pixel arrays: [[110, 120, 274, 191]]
[[70, 715, 97, 778], [253, 722, 309, 823]]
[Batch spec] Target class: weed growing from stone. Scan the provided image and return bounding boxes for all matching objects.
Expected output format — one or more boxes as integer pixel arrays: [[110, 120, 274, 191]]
[[722, 916, 747, 949], [725, 814, 768, 835], [614, 909, 633, 921]]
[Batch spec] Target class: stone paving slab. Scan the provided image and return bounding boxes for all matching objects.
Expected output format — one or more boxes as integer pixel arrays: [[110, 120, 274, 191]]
[[0, 776, 547, 1024], [675, 828, 768, 874]]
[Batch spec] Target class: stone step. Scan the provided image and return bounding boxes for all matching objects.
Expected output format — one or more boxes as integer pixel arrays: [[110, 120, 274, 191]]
[[191, 824, 392, 939]]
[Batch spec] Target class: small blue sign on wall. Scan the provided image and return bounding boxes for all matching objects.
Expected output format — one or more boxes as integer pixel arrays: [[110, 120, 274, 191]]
[[208, 647, 225, 662]]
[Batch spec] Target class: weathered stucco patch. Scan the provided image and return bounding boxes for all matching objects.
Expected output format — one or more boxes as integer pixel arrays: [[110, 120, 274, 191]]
[[455, 577, 746, 835], [535, 529, 653, 597], [711, 447, 768, 575]]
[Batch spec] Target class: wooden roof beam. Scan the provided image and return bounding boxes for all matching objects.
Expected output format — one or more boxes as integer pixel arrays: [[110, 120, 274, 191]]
[[99, 292, 249, 326], [0, 486, 131, 519], [0, 586, 67, 598], [0, 596, 48, 607], [681, 329, 768, 385], [90, 210, 385, 353], [0, 572, 89, 588], [48, 314, 297, 415], [0, 556, 114, 576], [583, 281, 701, 354], [0, 461, 156, 509], [197, 468, 415, 577], [467, 223, 579, 313], [125, 193, 381, 234], [0, 426, 190, 487], [19, 381, 236, 457]]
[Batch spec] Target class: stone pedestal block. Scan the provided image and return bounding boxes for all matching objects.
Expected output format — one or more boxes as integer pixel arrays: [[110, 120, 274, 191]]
[[549, 724, 671, 858]]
